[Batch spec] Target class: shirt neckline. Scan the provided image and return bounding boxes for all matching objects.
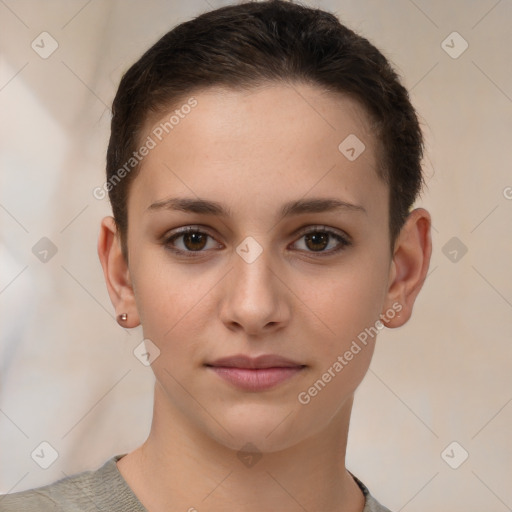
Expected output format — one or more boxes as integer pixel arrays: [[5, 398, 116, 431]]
[[106, 454, 379, 512]]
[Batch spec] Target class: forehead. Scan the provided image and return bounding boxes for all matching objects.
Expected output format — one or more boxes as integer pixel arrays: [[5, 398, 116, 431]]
[[129, 83, 386, 221]]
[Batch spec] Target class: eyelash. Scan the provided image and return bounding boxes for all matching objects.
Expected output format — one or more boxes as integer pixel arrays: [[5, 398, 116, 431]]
[[163, 225, 352, 259]]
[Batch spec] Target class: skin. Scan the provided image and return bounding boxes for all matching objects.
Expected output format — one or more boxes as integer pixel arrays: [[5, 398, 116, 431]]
[[98, 82, 432, 512]]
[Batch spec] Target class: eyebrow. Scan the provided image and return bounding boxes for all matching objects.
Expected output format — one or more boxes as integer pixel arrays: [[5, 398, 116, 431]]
[[147, 196, 367, 219]]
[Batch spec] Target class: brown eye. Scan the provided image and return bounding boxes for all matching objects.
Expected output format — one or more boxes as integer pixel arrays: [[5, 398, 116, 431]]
[[181, 231, 208, 251], [304, 232, 330, 252], [292, 227, 351, 255], [163, 225, 351, 259], [164, 227, 220, 257]]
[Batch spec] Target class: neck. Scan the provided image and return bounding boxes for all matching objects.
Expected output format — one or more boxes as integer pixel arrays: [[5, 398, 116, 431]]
[[117, 382, 365, 512]]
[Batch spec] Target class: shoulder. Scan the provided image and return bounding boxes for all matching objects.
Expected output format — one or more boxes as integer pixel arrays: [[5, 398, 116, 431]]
[[0, 488, 61, 511], [349, 471, 394, 512], [0, 454, 142, 512]]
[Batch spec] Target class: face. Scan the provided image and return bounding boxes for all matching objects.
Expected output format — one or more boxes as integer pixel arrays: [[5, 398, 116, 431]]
[[124, 83, 395, 452]]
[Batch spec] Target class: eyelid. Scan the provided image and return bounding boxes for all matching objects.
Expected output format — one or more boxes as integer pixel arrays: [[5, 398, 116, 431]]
[[294, 224, 351, 242]]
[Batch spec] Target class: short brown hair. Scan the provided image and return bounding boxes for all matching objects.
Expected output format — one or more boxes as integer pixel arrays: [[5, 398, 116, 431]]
[[106, 0, 426, 260]]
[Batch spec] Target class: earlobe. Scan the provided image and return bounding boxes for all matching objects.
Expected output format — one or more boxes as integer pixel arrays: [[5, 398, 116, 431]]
[[381, 208, 432, 328], [97, 216, 140, 328]]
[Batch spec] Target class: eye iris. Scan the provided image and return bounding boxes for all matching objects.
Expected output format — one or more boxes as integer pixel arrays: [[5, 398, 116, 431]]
[[184, 232, 207, 251], [305, 232, 329, 251]]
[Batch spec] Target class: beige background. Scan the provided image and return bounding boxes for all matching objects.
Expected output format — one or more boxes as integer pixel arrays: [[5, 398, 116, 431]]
[[1, 0, 511, 510]]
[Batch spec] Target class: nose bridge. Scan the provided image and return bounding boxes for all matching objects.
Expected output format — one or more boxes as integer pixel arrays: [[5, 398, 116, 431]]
[[233, 237, 278, 303], [220, 236, 287, 333]]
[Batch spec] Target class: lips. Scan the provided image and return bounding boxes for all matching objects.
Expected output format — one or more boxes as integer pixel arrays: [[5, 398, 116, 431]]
[[206, 354, 305, 369], [205, 354, 306, 391]]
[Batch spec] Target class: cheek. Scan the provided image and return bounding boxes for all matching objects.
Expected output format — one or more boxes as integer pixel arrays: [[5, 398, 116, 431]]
[[131, 252, 217, 353], [292, 262, 386, 417], [298, 255, 389, 350]]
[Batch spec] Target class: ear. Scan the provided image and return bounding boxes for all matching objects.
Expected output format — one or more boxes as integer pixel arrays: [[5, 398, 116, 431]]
[[381, 208, 432, 328], [97, 216, 140, 328]]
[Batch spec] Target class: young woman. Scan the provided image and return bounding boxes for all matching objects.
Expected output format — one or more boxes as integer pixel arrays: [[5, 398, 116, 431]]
[[1, 1, 431, 511]]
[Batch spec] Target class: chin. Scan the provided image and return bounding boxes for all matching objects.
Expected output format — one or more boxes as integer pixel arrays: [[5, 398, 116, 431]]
[[213, 428, 301, 455], [203, 405, 306, 454]]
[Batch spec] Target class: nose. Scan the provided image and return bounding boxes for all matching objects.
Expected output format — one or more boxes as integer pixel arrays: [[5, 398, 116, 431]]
[[219, 245, 290, 336]]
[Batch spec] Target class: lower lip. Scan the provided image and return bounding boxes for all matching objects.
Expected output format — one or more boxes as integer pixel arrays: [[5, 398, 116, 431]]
[[207, 366, 305, 391]]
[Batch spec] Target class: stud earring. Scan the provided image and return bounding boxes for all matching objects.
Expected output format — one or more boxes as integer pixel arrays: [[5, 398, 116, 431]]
[[118, 313, 128, 323]]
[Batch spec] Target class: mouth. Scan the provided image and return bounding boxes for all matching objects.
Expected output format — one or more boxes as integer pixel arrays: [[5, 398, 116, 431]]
[[204, 354, 306, 391]]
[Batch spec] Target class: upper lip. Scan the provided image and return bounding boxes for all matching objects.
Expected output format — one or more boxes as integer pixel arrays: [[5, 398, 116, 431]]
[[206, 354, 305, 369]]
